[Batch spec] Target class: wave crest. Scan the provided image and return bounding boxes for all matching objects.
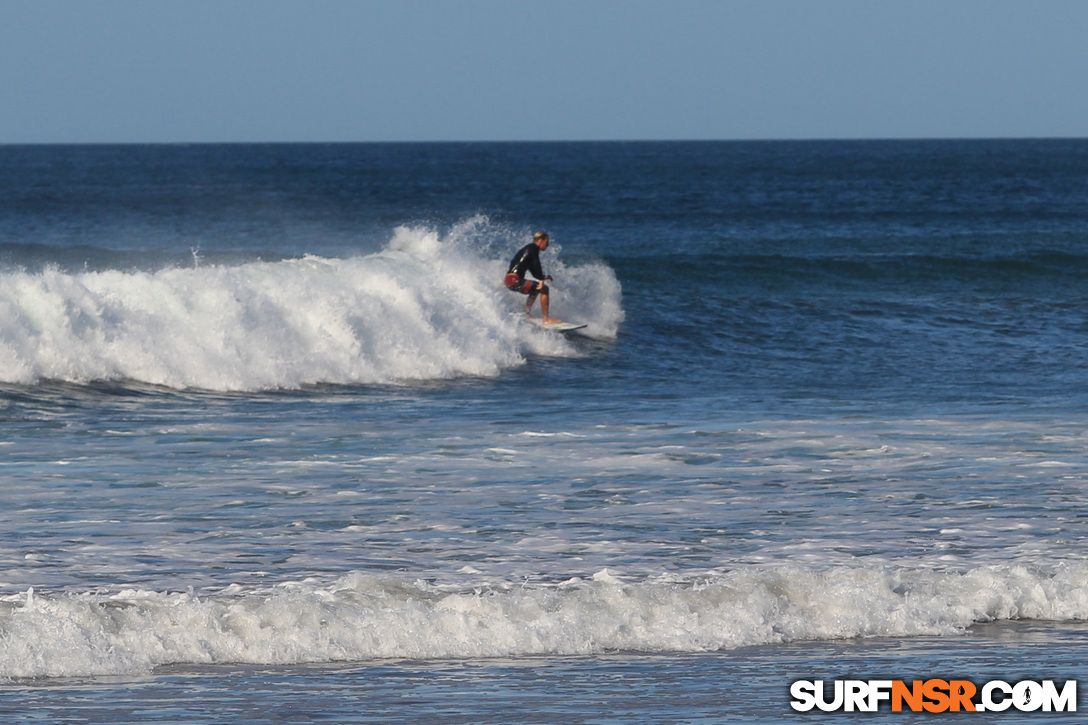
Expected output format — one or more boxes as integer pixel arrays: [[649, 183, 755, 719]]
[[0, 221, 623, 390]]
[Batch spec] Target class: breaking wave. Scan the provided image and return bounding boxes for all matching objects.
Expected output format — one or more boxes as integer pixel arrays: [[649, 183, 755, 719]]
[[3, 563, 1087, 679], [0, 220, 623, 390]]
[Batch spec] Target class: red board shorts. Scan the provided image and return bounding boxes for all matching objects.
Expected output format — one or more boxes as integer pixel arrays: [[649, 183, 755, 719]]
[[504, 273, 539, 295]]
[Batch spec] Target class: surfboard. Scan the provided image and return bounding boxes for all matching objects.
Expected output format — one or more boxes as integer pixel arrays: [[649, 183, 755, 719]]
[[531, 319, 587, 333]]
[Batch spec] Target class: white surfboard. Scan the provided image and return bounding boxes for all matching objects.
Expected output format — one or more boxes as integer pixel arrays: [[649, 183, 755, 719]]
[[531, 319, 587, 333]]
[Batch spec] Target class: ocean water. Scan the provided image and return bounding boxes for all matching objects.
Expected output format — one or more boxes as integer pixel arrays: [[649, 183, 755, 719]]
[[1, 140, 1087, 722]]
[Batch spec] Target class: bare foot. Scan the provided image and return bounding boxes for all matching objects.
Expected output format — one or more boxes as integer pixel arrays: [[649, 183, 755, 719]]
[[542, 317, 562, 325]]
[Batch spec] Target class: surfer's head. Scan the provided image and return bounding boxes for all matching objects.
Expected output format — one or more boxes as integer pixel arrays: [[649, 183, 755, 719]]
[[533, 231, 549, 249]]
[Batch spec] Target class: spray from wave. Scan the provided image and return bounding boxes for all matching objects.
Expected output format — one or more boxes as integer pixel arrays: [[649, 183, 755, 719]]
[[0, 218, 623, 390]]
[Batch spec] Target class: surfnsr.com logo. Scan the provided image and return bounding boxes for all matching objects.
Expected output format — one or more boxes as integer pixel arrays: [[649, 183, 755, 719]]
[[790, 679, 1077, 713]]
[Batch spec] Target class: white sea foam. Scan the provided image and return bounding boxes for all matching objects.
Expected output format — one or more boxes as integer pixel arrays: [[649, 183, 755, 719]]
[[0, 220, 622, 390], [2, 563, 1087, 679]]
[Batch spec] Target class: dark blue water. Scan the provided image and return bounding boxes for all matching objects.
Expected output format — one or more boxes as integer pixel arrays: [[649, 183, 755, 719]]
[[2, 140, 1087, 721]]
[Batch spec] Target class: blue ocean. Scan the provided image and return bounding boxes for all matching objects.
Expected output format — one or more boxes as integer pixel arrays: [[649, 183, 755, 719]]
[[2, 140, 1088, 722]]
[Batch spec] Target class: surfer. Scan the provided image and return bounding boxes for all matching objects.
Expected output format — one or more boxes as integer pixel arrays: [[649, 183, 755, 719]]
[[505, 231, 560, 324]]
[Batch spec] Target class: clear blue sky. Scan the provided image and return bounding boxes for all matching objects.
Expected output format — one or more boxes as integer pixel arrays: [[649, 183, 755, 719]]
[[1, 0, 1085, 143]]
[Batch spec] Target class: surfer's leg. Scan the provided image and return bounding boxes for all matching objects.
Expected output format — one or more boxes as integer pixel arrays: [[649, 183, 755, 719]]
[[525, 290, 537, 314], [539, 284, 559, 324]]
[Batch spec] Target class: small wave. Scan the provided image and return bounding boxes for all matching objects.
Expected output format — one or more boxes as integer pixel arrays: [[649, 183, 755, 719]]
[[0, 219, 623, 391], [617, 249, 1088, 293], [2, 562, 1086, 679]]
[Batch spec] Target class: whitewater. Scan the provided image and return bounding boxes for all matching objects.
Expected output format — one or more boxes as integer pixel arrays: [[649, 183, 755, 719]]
[[4, 564, 1088, 680], [4, 400, 1088, 681], [0, 223, 623, 390]]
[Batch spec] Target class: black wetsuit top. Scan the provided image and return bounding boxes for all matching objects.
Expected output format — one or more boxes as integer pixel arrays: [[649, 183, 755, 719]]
[[507, 243, 545, 280]]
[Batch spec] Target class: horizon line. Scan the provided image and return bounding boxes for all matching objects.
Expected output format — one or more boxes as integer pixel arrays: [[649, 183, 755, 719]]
[[2, 135, 1087, 147]]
